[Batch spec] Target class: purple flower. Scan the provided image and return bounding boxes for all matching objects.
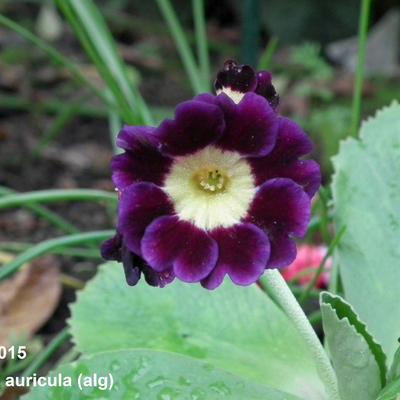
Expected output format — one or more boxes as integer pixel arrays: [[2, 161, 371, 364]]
[[102, 61, 320, 289], [214, 60, 279, 109]]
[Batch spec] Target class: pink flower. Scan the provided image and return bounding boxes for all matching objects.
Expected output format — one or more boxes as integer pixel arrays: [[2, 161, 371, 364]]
[[281, 245, 332, 288]]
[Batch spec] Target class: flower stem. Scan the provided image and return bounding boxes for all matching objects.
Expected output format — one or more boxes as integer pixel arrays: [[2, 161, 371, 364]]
[[299, 226, 346, 305], [350, 0, 372, 137], [262, 269, 340, 400]]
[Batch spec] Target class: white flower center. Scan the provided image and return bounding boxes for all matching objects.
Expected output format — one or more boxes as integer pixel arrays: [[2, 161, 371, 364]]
[[163, 146, 256, 230], [216, 87, 245, 104]]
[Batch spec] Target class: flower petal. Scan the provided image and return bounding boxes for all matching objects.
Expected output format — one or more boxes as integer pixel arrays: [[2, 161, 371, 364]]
[[116, 125, 157, 151], [249, 118, 321, 197], [112, 126, 172, 189], [120, 246, 175, 287], [141, 216, 218, 282], [201, 223, 270, 289], [247, 178, 311, 237], [255, 71, 279, 109], [267, 230, 297, 268], [118, 183, 173, 255], [216, 92, 278, 157], [121, 246, 142, 286], [157, 100, 225, 156], [101, 233, 123, 261]]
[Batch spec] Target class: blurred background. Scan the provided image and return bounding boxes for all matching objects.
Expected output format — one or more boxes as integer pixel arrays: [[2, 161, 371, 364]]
[[0, 0, 399, 397]]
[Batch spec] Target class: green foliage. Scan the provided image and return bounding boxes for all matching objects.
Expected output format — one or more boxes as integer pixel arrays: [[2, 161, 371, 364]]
[[291, 43, 333, 81], [69, 262, 327, 399], [24, 350, 302, 400], [321, 292, 386, 400], [305, 106, 351, 174], [331, 102, 400, 363], [389, 345, 400, 383], [55, 0, 152, 125], [376, 379, 400, 400]]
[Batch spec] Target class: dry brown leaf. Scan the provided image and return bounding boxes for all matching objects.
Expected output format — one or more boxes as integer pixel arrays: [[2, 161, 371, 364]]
[[0, 252, 61, 347]]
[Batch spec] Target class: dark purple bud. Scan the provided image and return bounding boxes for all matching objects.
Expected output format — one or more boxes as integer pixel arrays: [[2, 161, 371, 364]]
[[214, 60, 257, 94]]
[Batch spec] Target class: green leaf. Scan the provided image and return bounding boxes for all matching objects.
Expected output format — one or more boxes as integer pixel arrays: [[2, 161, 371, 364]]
[[376, 379, 400, 400], [23, 349, 301, 400], [69, 262, 327, 399], [321, 292, 386, 400], [331, 101, 400, 363], [389, 345, 400, 383]]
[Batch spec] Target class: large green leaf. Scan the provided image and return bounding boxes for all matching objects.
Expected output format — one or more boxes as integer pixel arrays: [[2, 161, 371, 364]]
[[320, 292, 386, 400], [388, 345, 400, 383], [23, 349, 302, 400], [331, 101, 400, 363], [69, 262, 326, 399]]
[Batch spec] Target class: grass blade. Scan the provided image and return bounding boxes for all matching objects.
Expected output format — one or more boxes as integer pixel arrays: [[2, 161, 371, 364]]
[[0, 230, 113, 281], [258, 36, 279, 70], [0, 186, 78, 234], [0, 189, 117, 210], [192, 0, 210, 90], [350, 0, 372, 136], [155, 0, 204, 94], [55, 0, 152, 125]]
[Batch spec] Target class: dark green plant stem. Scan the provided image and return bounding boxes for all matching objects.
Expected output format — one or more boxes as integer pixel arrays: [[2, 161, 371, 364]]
[[23, 329, 71, 377], [258, 36, 279, 70], [318, 187, 331, 244], [300, 226, 347, 305], [241, 0, 261, 66], [192, 0, 210, 90], [0, 14, 110, 106], [0, 189, 117, 210], [350, 0, 372, 136], [155, 0, 203, 94], [0, 186, 78, 234], [0, 230, 113, 281]]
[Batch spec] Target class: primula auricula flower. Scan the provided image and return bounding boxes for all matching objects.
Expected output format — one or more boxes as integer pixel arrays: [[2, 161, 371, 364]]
[[101, 60, 321, 290]]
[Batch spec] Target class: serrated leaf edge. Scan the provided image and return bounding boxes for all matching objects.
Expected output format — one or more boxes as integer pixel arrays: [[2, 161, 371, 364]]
[[321, 292, 387, 386]]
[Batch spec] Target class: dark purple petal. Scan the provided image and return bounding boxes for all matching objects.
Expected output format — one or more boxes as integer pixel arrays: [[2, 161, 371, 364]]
[[214, 60, 257, 93], [141, 216, 218, 282], [255, 71, 279, 109], [266, 231, 297, 268], [101, 233, 123, 261], [247, 178, 311, 237], [121, 246, 142, 286], [120, 246, 175, 287], [156, 100, 225, 156], [216, 92, 278, 157], [249, 118, 321, 197], [201, 223, 270, 289], [116, 125, 157, 151], [112, 126, 172, 189], [118, 183, 173, 255], [269, 118, 314, 160]]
